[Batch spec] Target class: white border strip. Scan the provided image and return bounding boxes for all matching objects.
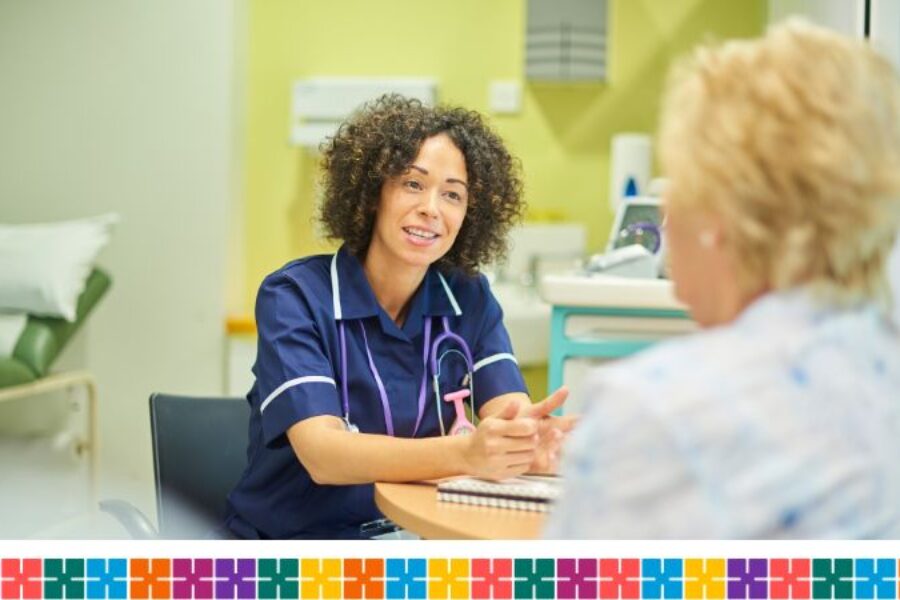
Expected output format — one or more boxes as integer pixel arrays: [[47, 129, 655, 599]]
[[473, 352, 518, 372], [437, 272, 462, 316], [0, 538, 891, 557], [260, 376, 336, 413], [330, 253, 342, 320]]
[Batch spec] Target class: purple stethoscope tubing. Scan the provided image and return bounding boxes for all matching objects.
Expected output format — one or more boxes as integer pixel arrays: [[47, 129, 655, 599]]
[[430, 317, 474, 373], [620, 220, 663, 253], [430, 316, 476, 436], [338, 315, 474, 437]]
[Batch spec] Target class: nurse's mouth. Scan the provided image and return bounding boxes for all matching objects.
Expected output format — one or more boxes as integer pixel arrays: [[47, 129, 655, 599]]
[[403, 227, 440, 246]]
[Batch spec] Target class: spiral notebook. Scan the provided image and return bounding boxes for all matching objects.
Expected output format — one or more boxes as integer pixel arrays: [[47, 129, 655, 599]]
[[436, 475, 561, 512]]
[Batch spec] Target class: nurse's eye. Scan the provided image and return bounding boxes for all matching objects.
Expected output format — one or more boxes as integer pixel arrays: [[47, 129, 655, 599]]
[[445, 190, 466, 204], [403, 180, 423, 191]]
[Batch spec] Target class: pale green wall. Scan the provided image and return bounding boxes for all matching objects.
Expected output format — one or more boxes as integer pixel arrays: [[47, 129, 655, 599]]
[[243, 0, 766, 309]]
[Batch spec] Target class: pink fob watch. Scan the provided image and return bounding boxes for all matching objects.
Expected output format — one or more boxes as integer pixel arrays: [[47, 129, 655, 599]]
[[443, 389, 476, 436]]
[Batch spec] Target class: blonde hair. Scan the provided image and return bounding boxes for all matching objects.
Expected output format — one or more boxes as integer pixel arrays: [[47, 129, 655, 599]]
[[659, 19, 900, 306]]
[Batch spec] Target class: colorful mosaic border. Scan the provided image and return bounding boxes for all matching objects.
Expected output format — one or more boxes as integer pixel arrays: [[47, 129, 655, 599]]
[[1, 557, 898, 599]]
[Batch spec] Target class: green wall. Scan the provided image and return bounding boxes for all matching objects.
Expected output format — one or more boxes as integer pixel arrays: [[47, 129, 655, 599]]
[[243, 0, 766, 309]]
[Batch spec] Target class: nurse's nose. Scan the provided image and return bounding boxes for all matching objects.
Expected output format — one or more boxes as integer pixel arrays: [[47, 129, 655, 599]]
[[417, 189, 440, 219]]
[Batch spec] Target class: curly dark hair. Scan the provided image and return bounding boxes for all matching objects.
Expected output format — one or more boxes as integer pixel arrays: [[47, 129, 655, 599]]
[[318, 94, 524, 274]]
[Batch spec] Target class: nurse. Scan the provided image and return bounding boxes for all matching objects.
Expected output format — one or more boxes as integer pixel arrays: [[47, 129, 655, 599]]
[[226, 94, 574, 539]]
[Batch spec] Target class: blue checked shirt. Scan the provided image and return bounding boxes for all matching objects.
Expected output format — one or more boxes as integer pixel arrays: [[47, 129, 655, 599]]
[[546, 288, 900, 538]]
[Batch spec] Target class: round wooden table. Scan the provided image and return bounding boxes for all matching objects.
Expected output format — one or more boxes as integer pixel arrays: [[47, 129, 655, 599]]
[[374, 481, 545, 539]]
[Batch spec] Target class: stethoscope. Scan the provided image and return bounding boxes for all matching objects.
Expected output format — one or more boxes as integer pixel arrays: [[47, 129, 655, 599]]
[[338, 315, 476, 437]]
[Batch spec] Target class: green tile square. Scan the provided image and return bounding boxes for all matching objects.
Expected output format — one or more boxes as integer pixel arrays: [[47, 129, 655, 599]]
[[44, 559, 85, 600], [812, 558, 853, 599], [514, 558, 555, 599], [257, 558, 299, 599]]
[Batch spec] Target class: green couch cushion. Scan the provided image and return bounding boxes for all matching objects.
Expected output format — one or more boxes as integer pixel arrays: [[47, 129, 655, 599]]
[[0, 357, 37, 387], [11, 268, 111, 378]]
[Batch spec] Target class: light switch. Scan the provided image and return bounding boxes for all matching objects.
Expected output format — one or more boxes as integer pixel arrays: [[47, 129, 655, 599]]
[[489, 80, 522, 114]]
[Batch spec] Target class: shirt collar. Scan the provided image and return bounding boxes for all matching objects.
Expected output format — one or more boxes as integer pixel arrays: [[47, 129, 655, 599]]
[[331, 245, 463, 322]]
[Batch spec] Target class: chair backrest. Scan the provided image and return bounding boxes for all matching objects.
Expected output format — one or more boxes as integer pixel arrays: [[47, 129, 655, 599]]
[[149, 393, 249, 538]]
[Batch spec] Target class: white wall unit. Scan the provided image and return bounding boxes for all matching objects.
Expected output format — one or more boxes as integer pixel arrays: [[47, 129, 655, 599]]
[[768, 0, 866, 36], [290, 78, 437, 149], [499, 223, 587, 285], [871, 0, 900, 70], [769, 0, 900, 67]]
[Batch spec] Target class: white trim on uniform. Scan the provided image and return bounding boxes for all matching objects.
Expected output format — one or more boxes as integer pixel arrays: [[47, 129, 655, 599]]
[[260, 376, 337, 413], [473, 352, 518, 372], [330, 253, 342, 320], [437, 272, 462, 316]]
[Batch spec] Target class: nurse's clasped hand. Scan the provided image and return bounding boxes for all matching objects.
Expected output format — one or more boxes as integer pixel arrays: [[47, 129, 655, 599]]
[[459, 400, 542, 481], [465, 385, 574, 478]]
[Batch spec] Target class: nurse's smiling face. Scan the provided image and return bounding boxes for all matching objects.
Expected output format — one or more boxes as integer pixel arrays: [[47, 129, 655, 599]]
[[369, 133, 469, 272]]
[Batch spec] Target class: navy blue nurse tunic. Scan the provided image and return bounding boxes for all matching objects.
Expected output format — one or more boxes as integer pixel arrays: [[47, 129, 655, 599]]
[[225, 246, 527, 539]]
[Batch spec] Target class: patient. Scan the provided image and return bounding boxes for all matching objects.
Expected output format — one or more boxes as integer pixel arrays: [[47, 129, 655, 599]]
[[547, 20, 900, 538]]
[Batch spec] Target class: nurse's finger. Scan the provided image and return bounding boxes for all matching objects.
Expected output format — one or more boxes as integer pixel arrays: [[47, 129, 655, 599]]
[[552, 414, 579, 432], [493, 416, 538, 438], [491, 399, 521, 421], [484, 464, 529, 481], [545, 412, 578, 431], [480, 450, 532, 480], [537, 427, 563, 448], [496, 435, 539, 454], [526, 386, 569, 419], [535, 417, 572, 441], [503, 450, 536, 470], [532, 447, 561, 472], [529, 452, 559, 475]]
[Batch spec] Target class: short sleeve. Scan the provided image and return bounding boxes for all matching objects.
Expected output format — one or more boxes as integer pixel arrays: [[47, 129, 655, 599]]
[[253, 274, 341, 446], [471, 276, 528, 411]]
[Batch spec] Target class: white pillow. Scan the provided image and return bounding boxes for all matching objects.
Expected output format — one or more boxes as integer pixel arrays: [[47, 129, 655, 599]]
[[0, 214, 117, 321]]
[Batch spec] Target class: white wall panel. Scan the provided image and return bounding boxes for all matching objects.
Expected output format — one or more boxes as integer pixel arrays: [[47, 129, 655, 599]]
[[0, 0, 243, 526]]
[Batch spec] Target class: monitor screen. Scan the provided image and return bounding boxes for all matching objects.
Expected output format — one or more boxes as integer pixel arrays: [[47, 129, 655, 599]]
[[608, 199, 663, 253]]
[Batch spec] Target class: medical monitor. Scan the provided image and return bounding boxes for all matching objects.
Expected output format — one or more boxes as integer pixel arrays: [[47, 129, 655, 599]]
[[607, 197, 663, 254]]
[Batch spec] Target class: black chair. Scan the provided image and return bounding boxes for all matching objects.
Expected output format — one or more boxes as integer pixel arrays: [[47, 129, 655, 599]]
[[100, 393, 249, 539]]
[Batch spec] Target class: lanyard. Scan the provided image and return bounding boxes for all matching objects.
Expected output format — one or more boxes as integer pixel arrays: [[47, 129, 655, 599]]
[[338, 316, 433, 437]]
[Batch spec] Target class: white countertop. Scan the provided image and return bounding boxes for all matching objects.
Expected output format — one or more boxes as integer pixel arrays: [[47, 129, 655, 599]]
[[538, 272, 688, 311]]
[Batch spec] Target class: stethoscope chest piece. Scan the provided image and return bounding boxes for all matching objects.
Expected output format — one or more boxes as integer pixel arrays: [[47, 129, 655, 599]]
[[344, 417, 359, 433]]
